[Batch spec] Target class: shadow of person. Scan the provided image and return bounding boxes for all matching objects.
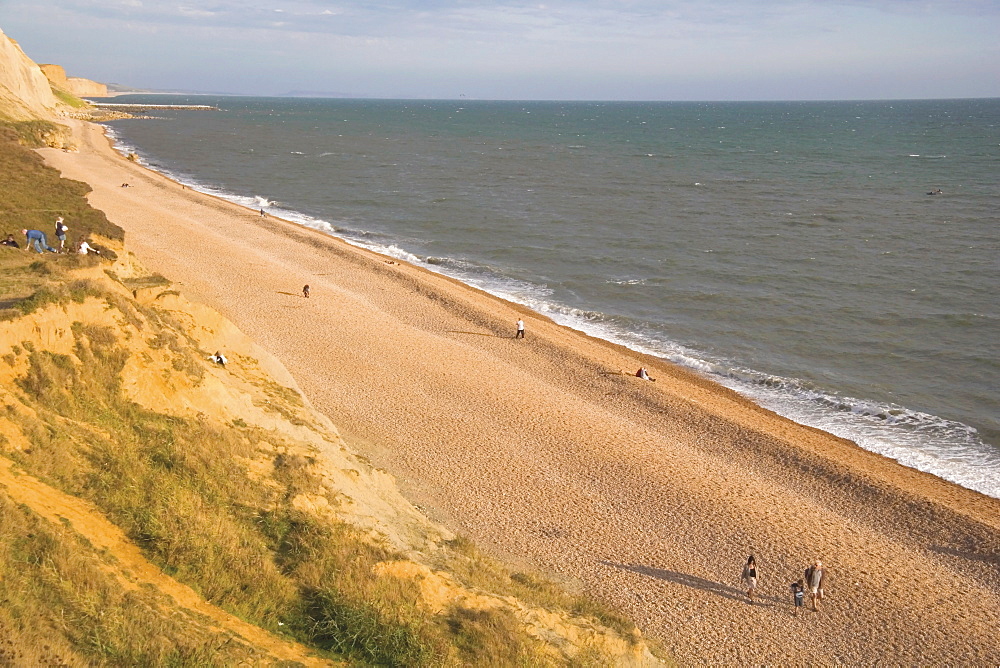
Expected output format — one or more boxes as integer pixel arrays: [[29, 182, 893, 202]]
[[446, 330, 503, 338], [929, 545, 1000, 565], [601, 561, 780, 606], [276, 291, 301, 297]]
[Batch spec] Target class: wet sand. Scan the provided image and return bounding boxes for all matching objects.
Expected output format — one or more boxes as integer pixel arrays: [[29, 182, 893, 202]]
[[40, 120, 1000, 665]]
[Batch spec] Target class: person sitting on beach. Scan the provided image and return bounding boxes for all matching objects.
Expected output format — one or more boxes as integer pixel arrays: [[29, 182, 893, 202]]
[[22, 229, 57, 254], [1, 233, 19, 248], [209, 351, 228, 367], [636, 367, 655, 381]]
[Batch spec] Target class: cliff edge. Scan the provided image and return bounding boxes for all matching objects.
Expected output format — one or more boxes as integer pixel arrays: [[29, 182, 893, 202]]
[[40, 63, 108, 98]]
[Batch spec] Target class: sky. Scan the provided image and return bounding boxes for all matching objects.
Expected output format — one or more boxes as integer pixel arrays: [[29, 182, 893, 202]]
[[2, 0, 998, 100]]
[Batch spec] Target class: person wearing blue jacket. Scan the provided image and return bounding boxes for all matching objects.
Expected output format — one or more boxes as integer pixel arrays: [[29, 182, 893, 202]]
[[22, 228, 57, 253]]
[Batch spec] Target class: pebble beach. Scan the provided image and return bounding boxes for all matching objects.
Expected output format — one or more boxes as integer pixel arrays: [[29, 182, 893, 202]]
[[39, 119, 1000, 665]]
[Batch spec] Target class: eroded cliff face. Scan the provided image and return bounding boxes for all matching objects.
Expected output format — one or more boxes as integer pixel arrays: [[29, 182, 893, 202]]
[[0, 27, 60, 120], [40, 63, 108, 97]]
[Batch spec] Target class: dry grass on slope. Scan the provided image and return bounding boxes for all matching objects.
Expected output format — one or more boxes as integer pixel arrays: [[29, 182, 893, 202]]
[[0, 125, 661, 665], [0, 260, 661, 667]]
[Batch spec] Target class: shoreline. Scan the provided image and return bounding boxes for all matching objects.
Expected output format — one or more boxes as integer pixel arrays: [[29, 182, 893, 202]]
[[38, 118, 1000, 664], [98, 117, 1000, 500]]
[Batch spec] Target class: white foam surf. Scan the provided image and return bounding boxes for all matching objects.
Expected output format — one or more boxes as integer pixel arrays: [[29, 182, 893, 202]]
[[101, 124, 1000, 500]]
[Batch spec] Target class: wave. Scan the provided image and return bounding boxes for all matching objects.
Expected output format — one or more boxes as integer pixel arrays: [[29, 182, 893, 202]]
[[101, 124, 1000, 499], [723, 370, 999, 497]]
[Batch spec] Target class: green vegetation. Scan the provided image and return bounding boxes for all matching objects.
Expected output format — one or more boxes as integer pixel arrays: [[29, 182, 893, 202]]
[[0, 125, 122, 242], [0, 246, 106, 321], [0, 119, 61, 145], [0, 106, 654, 666], [0, 494, 268, 666], [3, 298, 588, 665], [441, 536, 636, 640], [50, 86, 89, 109]]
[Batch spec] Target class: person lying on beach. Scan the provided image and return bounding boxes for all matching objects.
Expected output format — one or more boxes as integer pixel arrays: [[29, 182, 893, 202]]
[[636, 367, 655, 381], [1, 233, 19, 248], [209, 351, 228, 367]]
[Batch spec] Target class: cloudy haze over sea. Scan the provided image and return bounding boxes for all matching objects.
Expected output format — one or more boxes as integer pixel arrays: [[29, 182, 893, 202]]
[[4, 1, 999, 101]]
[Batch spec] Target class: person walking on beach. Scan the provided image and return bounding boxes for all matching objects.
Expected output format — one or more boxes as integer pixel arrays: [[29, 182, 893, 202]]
[[303, 284, 310, 298], [790, 579, 805, 616], [22, 229, 57, 254], [515, 319, 525, 339], [54, 217, 68, 250], [741, 555, 759, 604], [805, 560, 826, 611]]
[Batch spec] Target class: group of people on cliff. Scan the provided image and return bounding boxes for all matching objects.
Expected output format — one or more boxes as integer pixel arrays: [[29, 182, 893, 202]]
[[741, 555, 826, 615], [2, 217, 99, 255]]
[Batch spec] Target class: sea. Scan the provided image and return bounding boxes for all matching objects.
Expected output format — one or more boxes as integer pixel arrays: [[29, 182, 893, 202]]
[[97, 96, 1000, 499]]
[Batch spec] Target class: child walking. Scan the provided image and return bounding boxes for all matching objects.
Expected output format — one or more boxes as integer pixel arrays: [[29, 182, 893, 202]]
[[790, 579, 805, 616]]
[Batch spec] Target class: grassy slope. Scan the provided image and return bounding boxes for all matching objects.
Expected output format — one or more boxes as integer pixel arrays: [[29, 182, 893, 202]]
[[0, 122, 661, 666], [0, 124, 122, 247]]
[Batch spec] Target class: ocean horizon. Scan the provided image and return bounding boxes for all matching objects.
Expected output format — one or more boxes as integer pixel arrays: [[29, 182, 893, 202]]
[[98, 95, 1000, 498]]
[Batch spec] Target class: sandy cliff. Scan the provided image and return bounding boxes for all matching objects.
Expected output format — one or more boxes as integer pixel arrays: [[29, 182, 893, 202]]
[[0, 250, 656, 665], [0, 27, 60, 120], [40, 62, 108, 97]]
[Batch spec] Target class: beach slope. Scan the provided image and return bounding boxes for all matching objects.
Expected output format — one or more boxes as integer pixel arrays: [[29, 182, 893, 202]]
[[40, 119, 1000, 665]]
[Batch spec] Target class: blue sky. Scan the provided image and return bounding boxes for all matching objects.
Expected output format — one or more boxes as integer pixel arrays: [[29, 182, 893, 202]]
[[3, 0, 998, 100]]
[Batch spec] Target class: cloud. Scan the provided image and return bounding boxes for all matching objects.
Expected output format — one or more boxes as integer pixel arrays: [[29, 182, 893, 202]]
[[16, 1, 1000, 42], [3, 0, 997, 99]]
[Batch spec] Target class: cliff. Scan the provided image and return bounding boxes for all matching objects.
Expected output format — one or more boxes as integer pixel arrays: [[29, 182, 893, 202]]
[[0, 27, 61, 121], [40, 62, 108, 97]]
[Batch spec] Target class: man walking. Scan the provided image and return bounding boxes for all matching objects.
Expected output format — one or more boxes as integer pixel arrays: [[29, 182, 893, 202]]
[[515, 319, 525, 339], [805, 559, 826, 611]]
